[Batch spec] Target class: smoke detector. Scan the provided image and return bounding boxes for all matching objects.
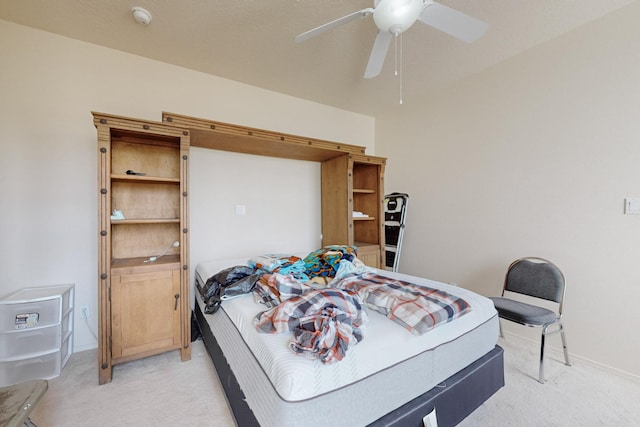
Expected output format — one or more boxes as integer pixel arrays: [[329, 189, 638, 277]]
[[131, 6, 152, 25]]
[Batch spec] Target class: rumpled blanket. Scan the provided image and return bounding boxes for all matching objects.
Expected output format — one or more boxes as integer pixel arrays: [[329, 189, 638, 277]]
[[302, 245, 358, 278], [253, 273, 317, 308], [247, 254, 309, 281], [253, 258, 372, 308], [254, 288, 367, 364], [335, 273, 470, 335]]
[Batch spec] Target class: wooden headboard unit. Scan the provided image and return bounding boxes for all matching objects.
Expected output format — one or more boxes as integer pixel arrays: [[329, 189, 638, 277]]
[[161, 111, 386, 268]]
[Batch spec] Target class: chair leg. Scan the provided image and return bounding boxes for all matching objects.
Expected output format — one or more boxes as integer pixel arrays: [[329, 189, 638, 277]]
[[498, 319, 504, 338], [539, 325, 549, 384], [559, 322, 571, 366]]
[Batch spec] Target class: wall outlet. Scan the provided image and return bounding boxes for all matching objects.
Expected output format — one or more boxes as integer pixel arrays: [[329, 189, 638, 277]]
[[81, 305, 90, 319], [625, 197, 640, 214]]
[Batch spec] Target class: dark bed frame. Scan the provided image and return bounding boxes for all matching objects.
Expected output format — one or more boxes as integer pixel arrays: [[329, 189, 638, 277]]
[[194, 303, 504, 427]]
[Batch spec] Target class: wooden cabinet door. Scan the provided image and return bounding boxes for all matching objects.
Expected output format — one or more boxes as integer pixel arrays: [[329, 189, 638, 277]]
[[110, 269, 181, 360], [356, 244, 380, 269]]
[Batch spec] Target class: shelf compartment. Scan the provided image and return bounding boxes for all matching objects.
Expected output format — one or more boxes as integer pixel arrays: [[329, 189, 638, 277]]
[[111, 223, 180, 260], [354, 216, 380, 245], [111, 255, 180, 273], [111, 136, 180, 180], [111, 181, 180, 220], [352, 163, 379, 191]]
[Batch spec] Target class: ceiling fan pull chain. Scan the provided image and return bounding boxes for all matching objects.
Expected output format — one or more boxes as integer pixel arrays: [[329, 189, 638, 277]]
[[399, 32, 403, 105], [394, 32, 398, 77]]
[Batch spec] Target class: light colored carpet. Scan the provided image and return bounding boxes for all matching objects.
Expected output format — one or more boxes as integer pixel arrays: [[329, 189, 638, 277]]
[[29, 336, 638, 426], [29, 340, 235, 427], [458, 336, 639, 426]]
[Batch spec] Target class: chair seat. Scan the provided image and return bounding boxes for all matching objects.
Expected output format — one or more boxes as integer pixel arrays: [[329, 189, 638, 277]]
[[489, 297, 557, 326]]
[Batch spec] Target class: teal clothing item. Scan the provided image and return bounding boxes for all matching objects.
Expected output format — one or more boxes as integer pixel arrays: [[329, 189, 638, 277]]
[[302, 245, 358, 278]]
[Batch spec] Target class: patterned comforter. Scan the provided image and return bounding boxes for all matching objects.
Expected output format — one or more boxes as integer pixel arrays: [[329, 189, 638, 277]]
[[203, 247, 471, 364], [252, 269, 470, 363], [335, 273, 471, 335], [254, 288, 367, 364]]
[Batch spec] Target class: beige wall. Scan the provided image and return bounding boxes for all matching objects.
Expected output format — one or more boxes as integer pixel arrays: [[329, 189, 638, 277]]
[[377, 2, 640, 378], [0, 20, 374, 352]]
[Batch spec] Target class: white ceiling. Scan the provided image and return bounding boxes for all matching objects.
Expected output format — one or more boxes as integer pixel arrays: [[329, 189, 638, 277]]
[[0, 0, 635, 116]]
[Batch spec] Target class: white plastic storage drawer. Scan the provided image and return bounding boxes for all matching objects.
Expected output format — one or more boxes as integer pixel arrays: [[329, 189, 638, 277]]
[[0, 284, 74, 386], [0, 297, 61, 331], [0, 349, 63, 386], [0, 284, 74, 332], [0, 323, 61, 359]]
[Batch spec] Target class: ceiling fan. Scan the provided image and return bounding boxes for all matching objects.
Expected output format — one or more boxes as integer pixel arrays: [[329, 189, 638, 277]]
[[295, 0, 488, 79]]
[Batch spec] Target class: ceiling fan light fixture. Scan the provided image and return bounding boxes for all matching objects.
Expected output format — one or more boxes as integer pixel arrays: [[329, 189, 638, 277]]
[[373, 0, 424, 34], [295, 0, 487, 82]]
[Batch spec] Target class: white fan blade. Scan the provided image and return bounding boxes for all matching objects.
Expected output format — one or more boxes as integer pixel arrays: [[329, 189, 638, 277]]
[[418, 2, 488, 43], [364, 30, 392, 79], [295, 8, 374, 43]]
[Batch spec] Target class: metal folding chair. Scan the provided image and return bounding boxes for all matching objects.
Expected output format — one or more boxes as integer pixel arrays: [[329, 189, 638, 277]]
[[490, 257, 571, 383]]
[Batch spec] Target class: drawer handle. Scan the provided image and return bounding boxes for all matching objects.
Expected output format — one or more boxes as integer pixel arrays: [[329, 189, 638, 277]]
[[174, 294, 180, 311]]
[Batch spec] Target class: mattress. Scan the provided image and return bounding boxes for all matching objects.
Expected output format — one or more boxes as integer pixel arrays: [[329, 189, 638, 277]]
[[195, 257, 499, 427]]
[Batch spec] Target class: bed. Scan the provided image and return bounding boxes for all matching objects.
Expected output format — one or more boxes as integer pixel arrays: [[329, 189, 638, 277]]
[[193, 253, 504, 427]]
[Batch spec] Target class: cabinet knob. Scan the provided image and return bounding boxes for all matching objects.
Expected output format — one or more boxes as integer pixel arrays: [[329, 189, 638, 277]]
[[100, 273, 108, 280], [174, 294, 180, 310]]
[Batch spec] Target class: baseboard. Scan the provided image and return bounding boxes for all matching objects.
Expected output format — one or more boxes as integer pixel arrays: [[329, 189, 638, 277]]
[[501, 332, 640, 383], [73, 343, 98, 353]]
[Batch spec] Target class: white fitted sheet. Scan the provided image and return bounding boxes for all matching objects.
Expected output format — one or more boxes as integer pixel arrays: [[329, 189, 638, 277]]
[[195, 257, 499, 426]]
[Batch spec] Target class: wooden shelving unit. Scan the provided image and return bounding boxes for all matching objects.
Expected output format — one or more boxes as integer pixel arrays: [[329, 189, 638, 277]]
[[93, 112, 191, 385], [321, 154, 386, 268]]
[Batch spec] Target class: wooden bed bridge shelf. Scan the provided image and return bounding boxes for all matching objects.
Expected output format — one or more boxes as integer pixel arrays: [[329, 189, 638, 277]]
[[162, 111, 387, 269]]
